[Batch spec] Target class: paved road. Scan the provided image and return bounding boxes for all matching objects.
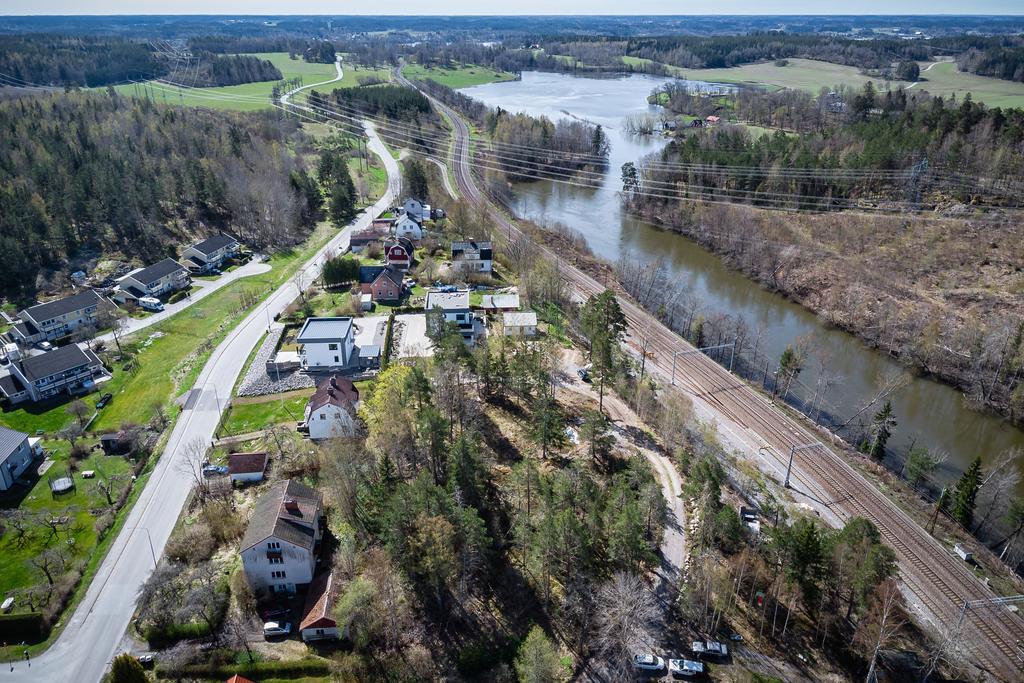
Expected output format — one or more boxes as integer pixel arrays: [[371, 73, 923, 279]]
[[403, 71, 1024, 680], [96, 259, 272, 345], [11, 116, 400, 682]]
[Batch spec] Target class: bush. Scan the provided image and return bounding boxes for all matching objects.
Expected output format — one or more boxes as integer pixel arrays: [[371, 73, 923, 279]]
[[156, 657, 331, 679], [42, 566, 83, 629], [167, 290, 188, 304], [164, 523, 216, 564], [94, 510, 115, 538]]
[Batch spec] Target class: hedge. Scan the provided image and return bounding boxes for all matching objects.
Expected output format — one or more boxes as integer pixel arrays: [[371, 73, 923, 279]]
[[0, 613, 45, 642], [156, 657, 331, 679]]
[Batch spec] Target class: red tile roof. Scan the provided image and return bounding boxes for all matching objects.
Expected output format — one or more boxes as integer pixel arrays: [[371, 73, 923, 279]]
[[228, 451, 268, 476], [225, 675, 256, 683], [300, 571, 337, 631], [307, 375, 359, 413]]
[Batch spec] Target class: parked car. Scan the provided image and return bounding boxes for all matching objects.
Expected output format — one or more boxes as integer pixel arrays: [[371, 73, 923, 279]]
[[577, 364, 592, 382], [633, 654, 666, 672], [95, 393, 113, 409], [202, 464, 229, 477], [261, 607, 291, 620], [136, 654, 155, 668], [34, 341, 53, 351], [263, 621, 292, 638], [668, 659, 704, 678]]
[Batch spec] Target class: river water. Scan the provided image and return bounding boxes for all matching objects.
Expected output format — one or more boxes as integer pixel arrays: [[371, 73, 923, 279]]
[[462, 70, 1024, 488]]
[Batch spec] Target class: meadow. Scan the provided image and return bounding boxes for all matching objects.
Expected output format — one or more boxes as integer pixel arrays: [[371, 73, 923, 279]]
[[402, 62, 517, 89]]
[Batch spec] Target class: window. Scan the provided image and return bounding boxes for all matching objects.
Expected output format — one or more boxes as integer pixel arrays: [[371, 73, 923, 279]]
[[268, 541, 280, 549], [269, 556, 283, 565], [271, 570, 287, 579], [334, 356, 339, 363], [328, 343, 339, 350], [319, 413, 326, 420]]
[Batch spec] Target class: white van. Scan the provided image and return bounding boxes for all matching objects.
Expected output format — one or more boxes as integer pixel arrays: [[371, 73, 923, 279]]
[[139, 297, 164, 312]]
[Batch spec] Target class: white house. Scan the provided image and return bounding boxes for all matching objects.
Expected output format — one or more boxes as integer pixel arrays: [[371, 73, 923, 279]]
[[241, 479, 322, 594], [451, 240, 493, 274], [228, 452, 268, 484], [0, 426, 34, 492], [299, 571, 340, 642], [114, 258, 190, 303], [394, 215, 424, 240], [296, 317, 355, 371], [502, 311, 538, 337], [479, 293, 520, 313], [402, 198, 430, 223], [303, 375, 360, 441], [181, 234, 240, 274], [11, 289, 113, 344], [0, 344, 106, 405], [425, 290, 482, 344]]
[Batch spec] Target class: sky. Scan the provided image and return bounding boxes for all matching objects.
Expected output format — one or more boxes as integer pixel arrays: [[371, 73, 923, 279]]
[[3, 1, 1023, 15]]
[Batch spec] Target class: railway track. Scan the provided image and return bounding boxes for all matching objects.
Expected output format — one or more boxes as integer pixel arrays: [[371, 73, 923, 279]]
[[399, 69, 1024, 680]]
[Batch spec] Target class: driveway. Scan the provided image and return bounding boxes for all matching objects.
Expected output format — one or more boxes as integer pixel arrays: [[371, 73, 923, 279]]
[[394, 313, 433, 359]]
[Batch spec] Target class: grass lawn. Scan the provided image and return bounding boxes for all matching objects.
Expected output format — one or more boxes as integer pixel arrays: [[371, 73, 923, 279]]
[[910, 60, 1024, 109], [0, 437, 134, 609], [111, 52, 338, 112], [221, 393, 310, 436], [308, 289, 353, 317], [403, 62, 517, 89]]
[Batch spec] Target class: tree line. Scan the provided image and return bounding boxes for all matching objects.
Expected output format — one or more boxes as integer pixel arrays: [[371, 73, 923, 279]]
[[0, 93, 320, 299], [0, 34, 162, 87]]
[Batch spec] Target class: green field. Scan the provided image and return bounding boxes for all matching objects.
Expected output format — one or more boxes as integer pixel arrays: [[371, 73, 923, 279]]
[[909, 60, 1024, 109], [402, 62, 517, 89], [111, 52, 350, 111], [221, 393, 310, 436], [626, 55, 1024, 109]]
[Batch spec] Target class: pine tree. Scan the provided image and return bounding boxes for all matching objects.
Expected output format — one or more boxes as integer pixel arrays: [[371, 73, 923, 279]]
[[950, 457, 983, 528], [866, 401, 897, 460], [404, 159, 430, 201], [515, 625, 564, 683], [108, 653, 147, 683]]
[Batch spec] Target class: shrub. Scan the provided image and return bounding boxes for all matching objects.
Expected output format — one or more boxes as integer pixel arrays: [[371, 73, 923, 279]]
[[94, 510, 115, 538], [167, 290, 188, 304], [164, 523, 216, 564]]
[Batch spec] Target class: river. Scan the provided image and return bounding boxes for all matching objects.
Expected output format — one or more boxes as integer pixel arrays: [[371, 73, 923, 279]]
[[461, 70, 1024, 490]]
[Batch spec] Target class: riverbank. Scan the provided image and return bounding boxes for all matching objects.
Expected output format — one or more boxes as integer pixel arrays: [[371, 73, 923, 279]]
[[623, 198, 1024, 429]]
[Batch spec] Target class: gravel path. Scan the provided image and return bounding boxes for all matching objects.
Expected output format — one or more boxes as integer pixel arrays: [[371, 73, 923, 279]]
[[237, 324, 316, 397]]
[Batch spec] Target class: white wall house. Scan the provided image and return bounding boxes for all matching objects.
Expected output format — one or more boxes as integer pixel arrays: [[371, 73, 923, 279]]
[[394, 215, 424, 240], [114, 258, 190, 303], [297, 317, 355, 371], [425, 290, 482, 344], [228, 452, 268, 484], [0, 344, 106, 405], [402, 198, 429, 223], [241, 479, 322, 594], [451, 240, 493, 274], [181, 234, 240, 273], [303, 375, 360, 441], [12, 289, 112, 344], [502, 311, 538, 337], [0, 426, 34, 492]]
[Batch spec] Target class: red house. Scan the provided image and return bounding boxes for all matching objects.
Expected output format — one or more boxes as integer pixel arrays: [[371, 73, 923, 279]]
[[358, 265, 404, 303], [384, 238, 414, 272]]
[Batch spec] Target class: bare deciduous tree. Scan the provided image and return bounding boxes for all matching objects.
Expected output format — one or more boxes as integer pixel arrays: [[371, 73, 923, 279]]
[[593, 572, 658, 680], [855, 578, 906, 683]]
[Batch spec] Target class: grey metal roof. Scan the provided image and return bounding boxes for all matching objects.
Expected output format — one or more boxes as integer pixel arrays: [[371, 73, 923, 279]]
[[129, 258, 186, 287], [17, 345, 99, 382], [296, 317, 353, 344], [0, 373, 27, 398], [21, 289, 104, 325], [503, 311, 537, 327], [425, 290, 470, 311], [358, 344, 381, 358], [190, 233, 237, 257], [0, 425, 28, 458], [480, 294, 520, 310]]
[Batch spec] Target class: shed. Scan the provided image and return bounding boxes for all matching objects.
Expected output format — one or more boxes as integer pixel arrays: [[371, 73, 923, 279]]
[[502, 311, 538, 337], [300, 571, 340, 642], [228, 452, 268, 484], [360, 293, 373, 311]]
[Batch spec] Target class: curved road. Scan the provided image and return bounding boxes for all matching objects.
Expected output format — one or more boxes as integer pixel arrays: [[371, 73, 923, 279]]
[[12, 73, 399, 681]]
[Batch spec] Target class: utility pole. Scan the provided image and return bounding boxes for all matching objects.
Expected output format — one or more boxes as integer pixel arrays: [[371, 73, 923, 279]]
[[927, 487, 947, 535], [784, 442, 821, 489]]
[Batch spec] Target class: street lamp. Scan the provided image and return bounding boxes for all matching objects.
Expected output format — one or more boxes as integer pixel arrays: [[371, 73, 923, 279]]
[[784, 441, 821, 489]]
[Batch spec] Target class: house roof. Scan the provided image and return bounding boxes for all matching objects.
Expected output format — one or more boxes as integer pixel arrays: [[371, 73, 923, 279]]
[[225, 676, 256, 683], [385, 238, 414, 256], [300, 571, 338, 631], [307, 375, 359, 413], [0, 373, 27, 398], [0, 425, 28, 459], [480, 294, 520, 310], [16, 345, 100, 382], [241, 479, 321, 552], [452, 240, 492, 251], [358, 265, 403, 288], [11, 321, 38, 339], [296, 317, 353, 344], [228, 451, 268, 475], [425, 290, 470, 311], [190, 233, 237, 257], [20, 289, 106, 325], [503, 311, 538, 327], [351, 228, 389, 244], [129, 258, 186, 287]]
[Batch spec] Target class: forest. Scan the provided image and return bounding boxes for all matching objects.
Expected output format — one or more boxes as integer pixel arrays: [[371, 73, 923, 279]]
[[641, 84, 1024, 210], [0, 35, 283, 88], [0, 93, 319, 298]]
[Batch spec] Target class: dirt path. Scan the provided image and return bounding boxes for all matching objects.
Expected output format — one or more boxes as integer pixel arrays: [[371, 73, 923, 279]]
[[555, 350, 686, 590]]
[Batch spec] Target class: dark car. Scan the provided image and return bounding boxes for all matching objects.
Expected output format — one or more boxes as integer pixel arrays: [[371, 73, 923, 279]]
[[95, 393, 113, 409]]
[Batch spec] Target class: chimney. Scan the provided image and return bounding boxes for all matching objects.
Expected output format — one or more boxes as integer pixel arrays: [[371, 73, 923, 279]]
[[284, 499, 299, 514]]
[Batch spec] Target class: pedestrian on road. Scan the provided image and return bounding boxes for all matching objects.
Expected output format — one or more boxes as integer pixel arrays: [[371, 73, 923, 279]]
[[22, 650, 27, 667]]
